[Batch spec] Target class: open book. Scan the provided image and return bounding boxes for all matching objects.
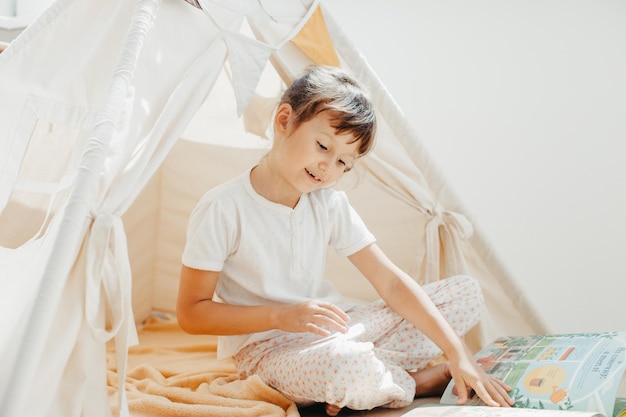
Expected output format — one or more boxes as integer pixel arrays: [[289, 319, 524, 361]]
[[405, 332, 626, 417]]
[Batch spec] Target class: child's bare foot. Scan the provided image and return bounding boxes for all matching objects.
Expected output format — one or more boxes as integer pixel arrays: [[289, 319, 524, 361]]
[[325, 403, 342, 416], [409, 362, 453, 398]]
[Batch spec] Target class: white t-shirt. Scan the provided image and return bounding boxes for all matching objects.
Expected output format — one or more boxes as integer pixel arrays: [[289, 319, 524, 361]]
[[182, 168, 376, 359]]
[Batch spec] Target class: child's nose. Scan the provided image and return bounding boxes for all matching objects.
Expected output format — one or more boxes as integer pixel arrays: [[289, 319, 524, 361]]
[[318, 159, 341, 179], [318, 156, 331, 171]]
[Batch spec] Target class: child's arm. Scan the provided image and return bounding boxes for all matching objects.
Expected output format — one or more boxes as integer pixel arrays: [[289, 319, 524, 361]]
[[176, 265, 350, 337], [348, 243, 513, 407]]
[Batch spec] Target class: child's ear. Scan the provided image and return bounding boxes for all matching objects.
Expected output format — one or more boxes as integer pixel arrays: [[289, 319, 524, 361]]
[[274, 103, 292, 135]]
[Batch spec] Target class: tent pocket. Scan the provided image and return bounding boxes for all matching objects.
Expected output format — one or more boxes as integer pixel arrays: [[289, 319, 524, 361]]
[[0, 96, 92, 249]]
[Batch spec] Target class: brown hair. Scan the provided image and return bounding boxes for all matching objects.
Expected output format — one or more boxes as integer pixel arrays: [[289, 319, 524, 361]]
[[279, 65, 377, 157]]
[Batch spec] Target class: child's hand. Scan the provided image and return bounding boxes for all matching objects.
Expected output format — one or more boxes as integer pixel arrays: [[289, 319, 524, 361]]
[[449, 353, 514, 407], [276, 301, 350, 337]]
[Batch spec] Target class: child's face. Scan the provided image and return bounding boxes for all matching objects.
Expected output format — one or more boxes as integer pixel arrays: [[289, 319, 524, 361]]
[[278, 110, 360, 194]]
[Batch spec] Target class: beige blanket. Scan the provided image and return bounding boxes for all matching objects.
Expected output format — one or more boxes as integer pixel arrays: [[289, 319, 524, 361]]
[[107, 315, 299, 417]]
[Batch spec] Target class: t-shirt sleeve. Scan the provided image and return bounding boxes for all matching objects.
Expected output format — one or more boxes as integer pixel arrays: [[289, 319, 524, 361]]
[[328, 190, 376, 257], [181, 194, 238, 271]]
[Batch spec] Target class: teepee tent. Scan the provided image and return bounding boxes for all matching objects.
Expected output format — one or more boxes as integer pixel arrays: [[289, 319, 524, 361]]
[[0, 0, 547, 416]]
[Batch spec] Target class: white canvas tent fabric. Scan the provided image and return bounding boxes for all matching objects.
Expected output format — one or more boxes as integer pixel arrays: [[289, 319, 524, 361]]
[[0, 0, 548, 416]]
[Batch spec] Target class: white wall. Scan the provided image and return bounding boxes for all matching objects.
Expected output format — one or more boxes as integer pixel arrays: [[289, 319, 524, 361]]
[[326, 0, 626, 334]]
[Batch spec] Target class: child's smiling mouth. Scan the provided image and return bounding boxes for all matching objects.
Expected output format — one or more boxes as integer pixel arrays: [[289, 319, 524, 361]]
[[305, 168, 322, 183]]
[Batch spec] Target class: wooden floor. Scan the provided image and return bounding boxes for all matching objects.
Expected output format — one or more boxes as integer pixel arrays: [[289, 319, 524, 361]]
[[298, 397, 439, 417]]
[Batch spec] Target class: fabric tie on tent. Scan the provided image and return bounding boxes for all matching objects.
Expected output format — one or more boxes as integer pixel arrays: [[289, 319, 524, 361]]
[[362, 153, 473, 284], [86, 212, 139, 417], [424, 202, 473, 283], [290, 5, 339, 67]]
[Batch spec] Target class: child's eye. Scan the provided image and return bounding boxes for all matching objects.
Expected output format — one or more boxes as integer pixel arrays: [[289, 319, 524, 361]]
[[338, 159, 354, 172], [317, 141, 328, 151]]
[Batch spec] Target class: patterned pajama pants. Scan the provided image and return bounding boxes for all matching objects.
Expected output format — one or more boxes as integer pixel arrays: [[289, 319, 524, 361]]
[[233, 275, 484, 411]]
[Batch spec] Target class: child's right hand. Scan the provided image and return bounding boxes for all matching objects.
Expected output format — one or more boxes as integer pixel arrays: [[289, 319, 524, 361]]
[[448, 350, 513, 407], [275, 301, 350, 337]]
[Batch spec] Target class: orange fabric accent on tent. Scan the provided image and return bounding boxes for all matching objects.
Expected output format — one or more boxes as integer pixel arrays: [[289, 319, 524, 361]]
[[290, 5, 339, 67]]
